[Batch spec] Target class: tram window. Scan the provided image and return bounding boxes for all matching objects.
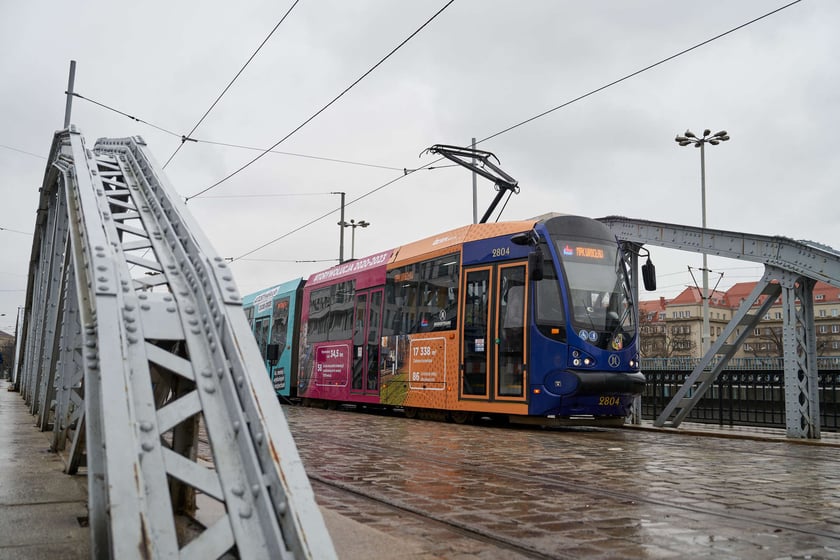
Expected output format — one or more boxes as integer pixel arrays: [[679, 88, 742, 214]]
[[254, 316, 270, 359], [499, 267, 526, 397], [386, 253, 459, 335], [534, 256, 566, 340], [307, 280, 355, 342], [330, 281, 355, 340], [307, 286, 331, 343], [367, 291, 382, 391], [270, 297, 290, 356]]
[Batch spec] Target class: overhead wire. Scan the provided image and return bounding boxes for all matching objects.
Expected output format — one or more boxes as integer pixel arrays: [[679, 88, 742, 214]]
[[0, 226, 32, 236], [478, 0, 803, 145], [185, 0, 457, 202], [0, 144, 47, 160], [190, 139, 403, 172], [238, 258, 338, 263], [198, 192, 336, 200], [65, 1, 399, 176], [67, 92, 182, 137], [228, 173, 411, 262], [229, 0, 802, 261], [162, 0, 303, 169], [67, 92, 401, 173]]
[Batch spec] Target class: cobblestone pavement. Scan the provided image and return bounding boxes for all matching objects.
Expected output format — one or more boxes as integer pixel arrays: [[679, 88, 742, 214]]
[[283, 406, 840, 560]]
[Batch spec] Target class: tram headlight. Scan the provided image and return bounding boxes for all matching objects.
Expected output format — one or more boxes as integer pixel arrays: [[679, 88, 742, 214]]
[[569, 349, 596, 369]]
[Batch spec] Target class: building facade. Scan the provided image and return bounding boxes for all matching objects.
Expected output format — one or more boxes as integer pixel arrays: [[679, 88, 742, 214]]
[[639, 281, 840, 359], [0, 330, 14, 376]]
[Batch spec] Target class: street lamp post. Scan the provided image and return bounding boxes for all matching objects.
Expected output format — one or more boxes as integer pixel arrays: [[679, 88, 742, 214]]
[[675, 129, 730, 355], [338, 219, 370, 261], [332, 191, 346, 263]]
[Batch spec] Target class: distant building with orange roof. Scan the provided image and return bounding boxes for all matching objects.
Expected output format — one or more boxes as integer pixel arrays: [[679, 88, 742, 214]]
[[639, 281, 840, 358]]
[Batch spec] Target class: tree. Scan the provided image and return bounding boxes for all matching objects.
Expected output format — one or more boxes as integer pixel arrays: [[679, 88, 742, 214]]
[[744, 325, 783, 357], [638, 313, 696, 358]]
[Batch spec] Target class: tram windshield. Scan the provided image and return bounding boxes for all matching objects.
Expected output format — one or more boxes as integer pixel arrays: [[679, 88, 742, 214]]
[[555, 240, 635, 349]]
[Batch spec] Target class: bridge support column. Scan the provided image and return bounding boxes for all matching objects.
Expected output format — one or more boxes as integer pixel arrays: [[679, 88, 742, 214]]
[[781, 276, 820, 438]]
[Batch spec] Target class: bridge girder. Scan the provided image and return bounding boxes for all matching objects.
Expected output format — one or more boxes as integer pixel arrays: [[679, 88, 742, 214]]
[[14, 128, 336, 559], [599, 216, 834, 438]]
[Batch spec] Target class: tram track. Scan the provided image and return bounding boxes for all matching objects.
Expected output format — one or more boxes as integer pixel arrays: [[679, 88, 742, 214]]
[[196, 428, 560, 559], [197, 409, 840, 557], [301, 426, 840, 545], [308, 475, 563, 560]]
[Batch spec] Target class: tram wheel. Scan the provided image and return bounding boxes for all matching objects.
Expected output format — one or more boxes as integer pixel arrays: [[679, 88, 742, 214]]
[[403, 407, 418, 419], [449, 411, 473, 424]]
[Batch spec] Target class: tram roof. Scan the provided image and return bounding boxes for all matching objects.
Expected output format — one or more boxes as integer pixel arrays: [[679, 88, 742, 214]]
[[242, 277, 304, 306], [390, 220, 538, 265]]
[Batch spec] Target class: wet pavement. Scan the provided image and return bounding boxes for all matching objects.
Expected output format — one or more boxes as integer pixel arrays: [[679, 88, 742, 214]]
[[4, 376, 840, 559], [0, 383, 89, 559], [284, 406, 840, 559]]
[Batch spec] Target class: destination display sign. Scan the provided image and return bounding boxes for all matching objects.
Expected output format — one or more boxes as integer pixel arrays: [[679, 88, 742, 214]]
[[560, 243, 610, 262]]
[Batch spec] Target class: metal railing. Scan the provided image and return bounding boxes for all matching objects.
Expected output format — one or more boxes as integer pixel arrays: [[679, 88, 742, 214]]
[[640, 358, 840, 431]]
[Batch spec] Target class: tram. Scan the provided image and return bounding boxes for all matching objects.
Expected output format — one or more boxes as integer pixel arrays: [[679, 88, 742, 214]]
[[242, 277, 304, 399], [257, 213, 650, 425]]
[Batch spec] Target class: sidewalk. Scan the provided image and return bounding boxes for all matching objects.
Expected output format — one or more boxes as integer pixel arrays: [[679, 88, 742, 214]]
[[625, 418, 840, 446], [0, 382, 430, 559], [0, 383, 89, 560]]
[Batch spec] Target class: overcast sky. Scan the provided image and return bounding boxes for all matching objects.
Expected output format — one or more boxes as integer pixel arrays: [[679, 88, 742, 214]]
[[1, 0, 837, 334]]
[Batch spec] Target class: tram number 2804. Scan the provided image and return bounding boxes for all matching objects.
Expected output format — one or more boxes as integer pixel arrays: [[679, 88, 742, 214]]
[[598, 396, 622, 406]]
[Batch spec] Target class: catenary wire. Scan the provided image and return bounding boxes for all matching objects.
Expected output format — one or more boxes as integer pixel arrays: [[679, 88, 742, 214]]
[[67, 92, 403, 173], [477, 0, 803, 145], [189, 139, 403, 172], [238, 258, 338, 263], [67, 92, 183, 137], [198, 192, 336, 199], [229, 171, 413, 262], [0, 144, 47, 160], [227, 0, 802, 261], [162, 0, 302, 169], [185, 0, 456, 202], [0, 226, 32, 235]]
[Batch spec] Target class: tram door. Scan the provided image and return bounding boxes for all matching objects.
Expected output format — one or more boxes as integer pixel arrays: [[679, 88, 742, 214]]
[[460, 263, 527, 401], [351, 288, 383, 395]]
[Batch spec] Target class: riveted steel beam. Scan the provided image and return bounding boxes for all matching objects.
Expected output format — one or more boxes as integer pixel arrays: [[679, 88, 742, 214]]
[[16, 128, 336, 559], [600, 216, 833, 438]]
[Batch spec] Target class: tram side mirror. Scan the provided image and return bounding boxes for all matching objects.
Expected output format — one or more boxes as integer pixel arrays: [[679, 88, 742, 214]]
[[266, 343, 280, 365], [642, 257, 656, 291], [510, 232, 531, 246], [528, 248, 544, 281], [510, 232, 544, 281]]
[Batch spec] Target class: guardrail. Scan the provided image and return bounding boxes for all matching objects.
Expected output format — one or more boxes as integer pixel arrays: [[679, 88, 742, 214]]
[[642, 356, 840, 371], [640, 359, 840, 431]]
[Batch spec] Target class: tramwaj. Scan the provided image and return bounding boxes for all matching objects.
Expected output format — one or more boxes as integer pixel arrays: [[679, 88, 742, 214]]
[[246, 145, 653, 423], [296, 214, 649, 424], [242, 278, 304, 399]]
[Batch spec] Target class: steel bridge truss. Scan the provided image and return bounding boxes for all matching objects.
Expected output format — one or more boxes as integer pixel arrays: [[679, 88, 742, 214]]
[[600, 216, 839, 438], [16, 127, 336, 559]]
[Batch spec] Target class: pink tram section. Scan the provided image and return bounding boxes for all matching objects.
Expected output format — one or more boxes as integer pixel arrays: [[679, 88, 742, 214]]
[[297, 221, 540, 418], [297, 250, 393, 405]]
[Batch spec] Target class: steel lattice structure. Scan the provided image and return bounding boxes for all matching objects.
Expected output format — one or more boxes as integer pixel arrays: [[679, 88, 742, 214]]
[[599, 216, 838, 438], [14, 127, 336, 559]]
